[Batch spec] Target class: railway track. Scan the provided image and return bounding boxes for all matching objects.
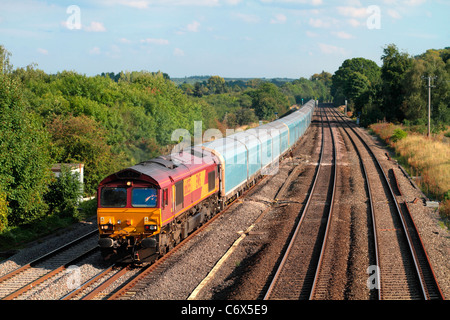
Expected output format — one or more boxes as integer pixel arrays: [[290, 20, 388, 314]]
[[264, 105, 337, 300], [0, 230, 98, 300], [330, 106, 444, 300]]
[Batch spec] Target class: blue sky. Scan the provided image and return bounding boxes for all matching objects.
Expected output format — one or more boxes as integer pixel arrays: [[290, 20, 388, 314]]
[[0, 0, 448, 78]]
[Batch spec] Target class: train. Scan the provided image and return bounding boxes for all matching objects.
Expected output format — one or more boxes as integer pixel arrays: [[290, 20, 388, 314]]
[[97, 99, 316, 263]]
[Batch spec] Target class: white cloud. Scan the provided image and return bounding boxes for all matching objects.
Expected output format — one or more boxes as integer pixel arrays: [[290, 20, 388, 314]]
[[347, 18, 361, 27], [318, 43, 348, 55], [232, 12, 260, 23], [306, 30, 319, 37], [174, 48, 185, 56], [121, 1, 150, 8], [119, 37, 132, 44], [89, 47, 101, 55], [187, 21, 201, 32], [309, 18, 330, 28], [225, 0, 242, 4], [332, 31, 354, 39], [37, 48, 48, 55], [337, 6, 369, 18], [84, 21, 106, 32], [141, 38, 170, 45], [403, 0, 426, 6], [154, 0, 219, 5], [260, 0, 322, 5], [105, 0, 219, 7], [270, 13, 287, 24], [387, 9, 402, 19], [176, 21, 201, 34]]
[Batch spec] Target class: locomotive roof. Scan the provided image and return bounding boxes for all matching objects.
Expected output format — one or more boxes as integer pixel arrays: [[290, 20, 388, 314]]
[[100, 146, 217, 188]]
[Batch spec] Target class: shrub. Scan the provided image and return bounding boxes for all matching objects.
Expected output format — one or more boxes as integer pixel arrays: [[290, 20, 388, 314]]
[[44, 165, 82, 218], [0, 189, 8, 232], [391, 128, 407, 143]]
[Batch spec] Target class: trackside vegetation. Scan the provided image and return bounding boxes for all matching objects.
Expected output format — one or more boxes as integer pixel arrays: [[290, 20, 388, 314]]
[[332, 44, 449, 223], [369, 123, 450, 224]]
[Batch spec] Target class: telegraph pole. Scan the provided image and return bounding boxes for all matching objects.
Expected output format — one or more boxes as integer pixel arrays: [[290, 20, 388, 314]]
[[422, 76, 437, 137]]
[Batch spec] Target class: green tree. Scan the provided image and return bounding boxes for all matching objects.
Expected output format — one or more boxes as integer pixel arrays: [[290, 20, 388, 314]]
[[44, 165, 82, 218], [0, 72, 53, 226], [331, 57, 381, 110], [47, 114, 116, 195], [252, 82, 289, 120], [402, 49, 450, 127], [0, 45, 13, 74], [310, 71, 333, 87], [207, 76, 227, 94], [381, 44, 413, 122], [235, 107, 258, 126]]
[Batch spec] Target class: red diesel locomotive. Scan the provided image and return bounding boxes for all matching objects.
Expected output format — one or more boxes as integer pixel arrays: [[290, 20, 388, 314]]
[[97, 147, 220, 263]]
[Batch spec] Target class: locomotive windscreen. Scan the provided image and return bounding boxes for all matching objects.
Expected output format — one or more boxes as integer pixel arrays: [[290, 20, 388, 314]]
[[132, 188, 157, 207], [101, 187, 127, 207]]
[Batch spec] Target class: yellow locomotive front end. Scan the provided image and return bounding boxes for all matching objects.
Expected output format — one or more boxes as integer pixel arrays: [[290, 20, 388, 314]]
[[97, 183, 162, 263]]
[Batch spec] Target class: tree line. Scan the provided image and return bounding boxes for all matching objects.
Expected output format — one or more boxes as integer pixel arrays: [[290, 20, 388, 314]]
[[331, 44, 450, 129]]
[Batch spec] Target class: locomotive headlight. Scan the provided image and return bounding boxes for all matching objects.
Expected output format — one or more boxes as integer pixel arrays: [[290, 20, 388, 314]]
[[117, 220, 122, 225], [100, 224, 114, 232], [144, 224, 158, 232]]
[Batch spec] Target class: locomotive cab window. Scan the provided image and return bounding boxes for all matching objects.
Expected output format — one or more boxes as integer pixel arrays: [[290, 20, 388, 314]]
[[101, 187, 127, 207], [132, 188, 157, 207]]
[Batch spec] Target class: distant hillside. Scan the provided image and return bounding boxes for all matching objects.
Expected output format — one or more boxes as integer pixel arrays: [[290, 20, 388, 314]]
[[171, 76, 296, 85]]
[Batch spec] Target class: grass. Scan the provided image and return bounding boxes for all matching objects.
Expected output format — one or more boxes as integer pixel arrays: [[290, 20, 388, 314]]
[[369, 122, 450, 225]]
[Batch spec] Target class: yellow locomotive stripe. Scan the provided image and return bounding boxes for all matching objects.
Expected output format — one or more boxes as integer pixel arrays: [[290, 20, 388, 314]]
[[162, 185, 218, 225]]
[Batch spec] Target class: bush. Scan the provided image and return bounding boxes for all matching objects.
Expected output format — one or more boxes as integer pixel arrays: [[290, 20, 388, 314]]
[[44, 165, 82, 218], [78, 197, 98, 220], [391, 128, 407, 143], [0, 189, 8, 232]]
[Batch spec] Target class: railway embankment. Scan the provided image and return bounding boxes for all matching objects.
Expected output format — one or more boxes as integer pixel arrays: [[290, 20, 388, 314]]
[[368, 122, 450, 226]]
